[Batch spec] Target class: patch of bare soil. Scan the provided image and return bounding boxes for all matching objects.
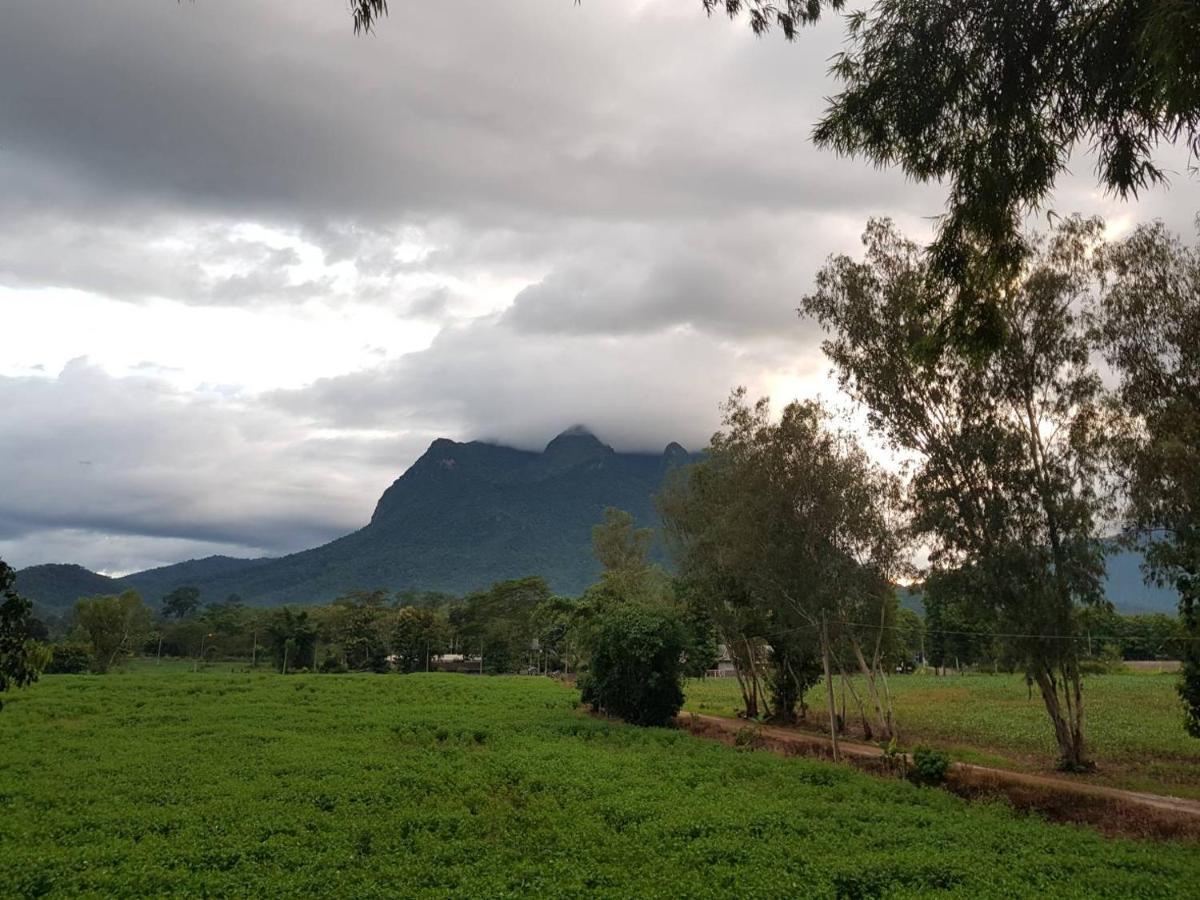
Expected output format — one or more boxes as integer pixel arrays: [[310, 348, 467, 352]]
[[676, 712, 1200, 842]]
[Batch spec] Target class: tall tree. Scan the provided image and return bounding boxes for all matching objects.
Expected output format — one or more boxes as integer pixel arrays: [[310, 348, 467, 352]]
[[590, 507, 671, 607], [74, 591, 154, 674], [660, 392, 906, 735], [265, 608, 318, 674], [161, 586, 201, 620], [802, 217, 1110, 768], [1096, 219, 1200, 736], [1, 560, 45, 709], [390, 607, 449, 673]]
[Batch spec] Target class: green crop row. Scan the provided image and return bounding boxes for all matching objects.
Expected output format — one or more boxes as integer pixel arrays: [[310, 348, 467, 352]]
[[0, 672, 1196, 897]]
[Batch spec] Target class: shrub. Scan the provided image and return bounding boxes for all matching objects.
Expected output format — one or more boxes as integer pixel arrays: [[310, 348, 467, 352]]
[[579, 603, 687, 727], [911, 745, 951, 784], [45, 643, 92, 675]]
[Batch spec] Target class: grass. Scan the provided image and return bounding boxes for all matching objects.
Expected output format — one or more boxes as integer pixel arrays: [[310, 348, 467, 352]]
[[1, 670, 1198, 897], [684, 672, 1200, 798]]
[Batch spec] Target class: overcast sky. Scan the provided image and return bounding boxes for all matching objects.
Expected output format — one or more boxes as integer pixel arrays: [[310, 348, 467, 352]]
[[3, 0, 1197, 575]]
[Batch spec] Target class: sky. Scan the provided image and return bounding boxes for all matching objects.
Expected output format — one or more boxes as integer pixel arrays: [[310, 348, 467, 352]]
[[2, 0, 1197, 576]]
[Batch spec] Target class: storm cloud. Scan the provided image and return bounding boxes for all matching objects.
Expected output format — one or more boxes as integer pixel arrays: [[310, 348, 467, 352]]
[[2, 0, 1195, 573]]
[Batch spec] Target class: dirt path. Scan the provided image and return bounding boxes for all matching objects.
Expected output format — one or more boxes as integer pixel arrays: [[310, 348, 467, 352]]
[[678, 712, 1200, 841]]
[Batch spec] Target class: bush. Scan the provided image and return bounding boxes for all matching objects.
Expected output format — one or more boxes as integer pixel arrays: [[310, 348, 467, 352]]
[[911, 745, 951, 784], [45, 643, 92, 674], [579, 604, 687, 727]]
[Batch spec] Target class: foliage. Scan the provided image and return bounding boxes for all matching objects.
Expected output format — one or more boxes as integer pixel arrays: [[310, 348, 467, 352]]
[[660, 391, 907, 735], [452, 577, 552, 674], [319, 590, 392, 672], [1, 672, 1198, 896], [0, 559, 44, 709], [591, 506, 673, 607], [160, 586, 201, 619], [73, 591, 153, 674], [44, 643, 92, 675], [911, 745, 951, 785], [264, 607, 317, 674], [580, 603, 687, 727], [1096, 220, 1200, 737], [802, 216, 1110, 768], [390, 606, 449, 673], [705, 1, 1200, 347], [923, 566, 1000, 671]]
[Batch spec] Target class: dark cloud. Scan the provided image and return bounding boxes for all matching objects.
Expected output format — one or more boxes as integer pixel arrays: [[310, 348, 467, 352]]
[[270, 313, 822, 453], [1, 0, 1195, 574], [0, 361, 426, 563]]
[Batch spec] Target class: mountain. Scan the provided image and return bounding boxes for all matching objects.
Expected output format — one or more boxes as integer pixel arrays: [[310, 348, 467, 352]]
[[13, 564, 125, 611], [121, 555, 272, 601], [18, 428, 697, 609], [1102, 548, 1179, 615]]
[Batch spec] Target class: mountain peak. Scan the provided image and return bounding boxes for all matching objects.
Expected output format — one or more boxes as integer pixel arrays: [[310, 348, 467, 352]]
[[544, 425, 609, 452], [542, 425, 613, 467]]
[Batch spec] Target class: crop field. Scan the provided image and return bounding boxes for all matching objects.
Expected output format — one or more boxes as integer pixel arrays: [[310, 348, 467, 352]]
[[2, 671, 1198, 898], [684, 673, 1200, 799]]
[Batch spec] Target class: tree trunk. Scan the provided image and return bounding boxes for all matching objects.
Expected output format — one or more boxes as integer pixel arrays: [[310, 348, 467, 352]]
[[850, 636, 894, 742], [821, 614, 839, 761], [1032, 665, 1089, 769]]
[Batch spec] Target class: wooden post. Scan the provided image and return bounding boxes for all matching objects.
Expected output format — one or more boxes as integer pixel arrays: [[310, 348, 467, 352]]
[[822, 612, 840, 762]]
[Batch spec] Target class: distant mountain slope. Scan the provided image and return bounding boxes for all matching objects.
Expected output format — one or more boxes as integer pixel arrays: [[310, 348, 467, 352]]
[[13, 564, 123, 610], [122, 555, 270, 602], [1102, 548, 1180, 615]]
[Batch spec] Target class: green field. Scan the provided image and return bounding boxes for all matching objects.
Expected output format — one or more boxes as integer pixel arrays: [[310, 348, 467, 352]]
[[684, 672, 1200, 798], [1, 671, 1198, 897]]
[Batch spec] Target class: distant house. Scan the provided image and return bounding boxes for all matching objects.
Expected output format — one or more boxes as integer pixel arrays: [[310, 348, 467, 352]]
[[707, 645, 737, 678]]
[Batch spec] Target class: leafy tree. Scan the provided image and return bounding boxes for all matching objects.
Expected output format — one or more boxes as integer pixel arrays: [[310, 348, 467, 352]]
[[589, 506, 674, 608], [321, 590, 391, 672], [44, 643, 91, 675], [802, 217, 1110, 769], [923, 566, 1000, 672], [530, 595, 585, 674], [890, 607, 926, 672], [390, 606, 449, 673], [161, 586, 201, 620], [1, 559, 46, 709], [451, 577, 552, 673], [265, 608, 318, 674], [579, 603, 688, 727], [1097, 220, 1200, 735], [661, 392, 906, 736], [73, 591, 153, 674]]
